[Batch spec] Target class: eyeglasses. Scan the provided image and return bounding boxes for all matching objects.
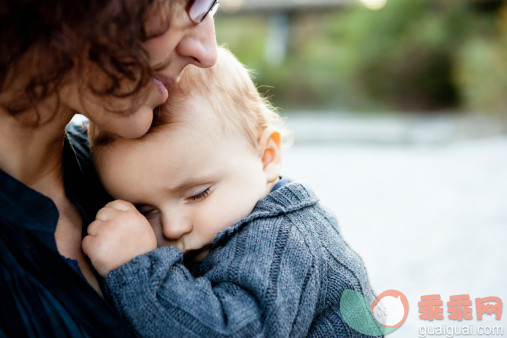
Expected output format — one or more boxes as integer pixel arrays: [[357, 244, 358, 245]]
[[186, 0, 220, 24]]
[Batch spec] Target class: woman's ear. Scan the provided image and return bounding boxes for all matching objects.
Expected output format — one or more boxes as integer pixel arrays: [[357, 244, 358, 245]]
[[258, 127, 282, 183]]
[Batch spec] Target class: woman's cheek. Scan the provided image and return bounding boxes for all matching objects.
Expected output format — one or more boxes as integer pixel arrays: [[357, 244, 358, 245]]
[[143, 32, 178, 66]]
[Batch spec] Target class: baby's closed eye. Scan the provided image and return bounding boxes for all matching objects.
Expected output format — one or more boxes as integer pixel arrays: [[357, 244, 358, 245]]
[[184, 186, 214, 203], [136, 205, 159, 219]]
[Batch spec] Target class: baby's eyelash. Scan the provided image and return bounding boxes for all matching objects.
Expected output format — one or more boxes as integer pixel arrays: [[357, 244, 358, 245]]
[[186, 187, 212, 202]]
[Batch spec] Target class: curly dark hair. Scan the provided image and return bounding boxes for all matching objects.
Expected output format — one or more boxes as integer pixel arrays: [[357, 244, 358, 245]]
[[0, 0, 180, 121]]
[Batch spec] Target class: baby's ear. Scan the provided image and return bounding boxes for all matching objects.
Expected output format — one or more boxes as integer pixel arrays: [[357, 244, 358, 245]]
[[258, 127, 282, 183]]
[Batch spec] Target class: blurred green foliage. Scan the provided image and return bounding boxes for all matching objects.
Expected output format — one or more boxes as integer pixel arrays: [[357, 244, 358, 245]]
[[454, 4, 507, 116], [216, 0, 506, 115]]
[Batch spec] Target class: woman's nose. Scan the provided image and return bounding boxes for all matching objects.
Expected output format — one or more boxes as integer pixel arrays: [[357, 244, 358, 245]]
[[177, 16, 218, 68], [161, 214, 192, 240]]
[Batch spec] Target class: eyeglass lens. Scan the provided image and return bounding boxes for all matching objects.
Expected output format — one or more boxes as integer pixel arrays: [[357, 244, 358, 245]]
[[188, 0, 218, 23]]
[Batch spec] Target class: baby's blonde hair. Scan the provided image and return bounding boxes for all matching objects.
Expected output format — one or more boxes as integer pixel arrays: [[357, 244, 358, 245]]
[[90, 46, 285, 150], [158, 46, 283, 148]]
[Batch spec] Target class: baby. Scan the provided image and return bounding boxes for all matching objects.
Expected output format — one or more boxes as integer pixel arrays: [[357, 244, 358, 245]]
[[83, 47, 377, 337]]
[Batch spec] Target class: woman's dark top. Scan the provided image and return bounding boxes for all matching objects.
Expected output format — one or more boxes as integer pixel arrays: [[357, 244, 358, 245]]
[[0, 122, 133, 337]]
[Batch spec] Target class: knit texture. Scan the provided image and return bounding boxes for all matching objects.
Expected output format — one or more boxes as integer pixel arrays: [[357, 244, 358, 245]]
[[105, 181, 378, 337]]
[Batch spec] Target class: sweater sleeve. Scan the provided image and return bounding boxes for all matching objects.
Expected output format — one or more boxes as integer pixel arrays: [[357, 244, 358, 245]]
[[104, 221, 320, 338]]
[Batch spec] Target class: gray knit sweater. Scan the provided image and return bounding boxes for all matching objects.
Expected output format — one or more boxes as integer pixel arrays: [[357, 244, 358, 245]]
[[105, 181, 378, 337]]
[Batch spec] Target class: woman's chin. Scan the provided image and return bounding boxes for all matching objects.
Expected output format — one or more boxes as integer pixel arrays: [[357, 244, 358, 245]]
[[109, 110, 154, 139], [118, 123, 152, 139]]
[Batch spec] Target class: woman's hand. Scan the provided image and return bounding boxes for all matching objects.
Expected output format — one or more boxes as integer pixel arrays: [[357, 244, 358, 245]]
[[82, 200, 157, 277]]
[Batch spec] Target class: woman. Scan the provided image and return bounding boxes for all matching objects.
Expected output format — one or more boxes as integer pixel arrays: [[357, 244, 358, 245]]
[[0, 0, 218, 336]]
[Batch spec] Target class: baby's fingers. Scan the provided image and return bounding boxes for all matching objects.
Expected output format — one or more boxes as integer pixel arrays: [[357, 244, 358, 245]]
[[86, 219, 102, 237], [95, 200, 134, 221], [82, 232, 98, 258], [104, 200, 135, 212], [81, 233, 114, 277], [95, 200, 137, 222]]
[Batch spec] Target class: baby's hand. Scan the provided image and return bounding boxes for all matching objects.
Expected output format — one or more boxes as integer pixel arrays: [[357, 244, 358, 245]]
[[82, 200, 157, 277]]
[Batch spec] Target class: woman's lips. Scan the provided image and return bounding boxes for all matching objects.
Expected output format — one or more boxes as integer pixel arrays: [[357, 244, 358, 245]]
[[152, 77, 169, 102], [154, 74, 176, 88]]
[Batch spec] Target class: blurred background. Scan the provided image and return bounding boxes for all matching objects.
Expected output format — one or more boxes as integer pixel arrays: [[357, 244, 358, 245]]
[[215, 0, 507, 335]]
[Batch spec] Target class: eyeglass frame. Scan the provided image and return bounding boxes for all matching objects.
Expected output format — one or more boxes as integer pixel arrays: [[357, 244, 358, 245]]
[[186, 0, 220, 24]]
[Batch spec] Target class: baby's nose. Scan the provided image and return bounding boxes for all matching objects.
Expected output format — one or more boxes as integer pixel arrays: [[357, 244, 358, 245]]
[[162, 214, 192, 240]]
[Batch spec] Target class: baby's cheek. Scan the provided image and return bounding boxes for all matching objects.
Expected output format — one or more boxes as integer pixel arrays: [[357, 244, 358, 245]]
[[195, 211, 226, 238], [195, 187, 260, 243], [194, 206, 234, 241]]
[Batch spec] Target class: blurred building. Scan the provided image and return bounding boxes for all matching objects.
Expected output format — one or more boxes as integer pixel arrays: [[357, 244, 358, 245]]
[[220, 0, 352, 14], [220, 0, 357, 65]]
